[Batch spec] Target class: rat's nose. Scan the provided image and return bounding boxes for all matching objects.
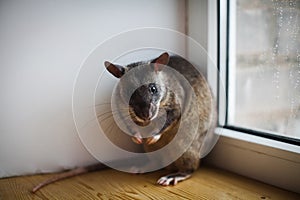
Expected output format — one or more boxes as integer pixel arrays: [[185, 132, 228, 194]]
[[140, 110, 152, 121]]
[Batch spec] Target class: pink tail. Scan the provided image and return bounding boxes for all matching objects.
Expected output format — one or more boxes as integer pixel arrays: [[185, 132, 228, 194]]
[[32, 163, 106, 193]]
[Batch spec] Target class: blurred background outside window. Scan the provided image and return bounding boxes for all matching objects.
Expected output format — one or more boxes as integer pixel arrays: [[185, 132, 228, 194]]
[[228, 0, 300, 140]]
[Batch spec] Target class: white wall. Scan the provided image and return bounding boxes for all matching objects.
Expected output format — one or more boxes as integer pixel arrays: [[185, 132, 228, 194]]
[[0, 0, 186, 178], [187, 0, 208, 76]]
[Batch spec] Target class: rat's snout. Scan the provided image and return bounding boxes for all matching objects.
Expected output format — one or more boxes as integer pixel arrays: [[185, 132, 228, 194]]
[[139, 105, 152, 120], [129, 103, 159, 127], [136, 103, 157, 122], [129, 85, 160, 125]]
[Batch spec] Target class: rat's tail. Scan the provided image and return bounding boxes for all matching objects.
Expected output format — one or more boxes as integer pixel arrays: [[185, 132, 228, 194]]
[[31, 163, 106, 193]]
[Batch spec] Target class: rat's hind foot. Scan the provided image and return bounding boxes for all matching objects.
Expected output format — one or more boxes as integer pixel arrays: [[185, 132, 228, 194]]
[[157, 172, 192, 186]]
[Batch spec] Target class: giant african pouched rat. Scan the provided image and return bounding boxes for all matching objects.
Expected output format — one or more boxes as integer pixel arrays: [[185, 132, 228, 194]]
[[32, 52, 216, 192]]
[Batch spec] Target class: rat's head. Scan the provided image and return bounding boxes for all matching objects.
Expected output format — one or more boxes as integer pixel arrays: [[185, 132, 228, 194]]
[[104, 52, 170, 127]]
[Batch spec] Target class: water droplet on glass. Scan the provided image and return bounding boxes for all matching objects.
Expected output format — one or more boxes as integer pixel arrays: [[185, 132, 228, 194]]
[[289, 71, 293, 79]]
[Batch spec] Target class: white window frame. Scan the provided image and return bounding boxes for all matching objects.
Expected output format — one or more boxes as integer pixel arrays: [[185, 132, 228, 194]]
[[188, 0, 300, 193]]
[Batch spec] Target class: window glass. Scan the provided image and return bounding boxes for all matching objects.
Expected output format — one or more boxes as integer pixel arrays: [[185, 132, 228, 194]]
[[228, 0, 300, 140]]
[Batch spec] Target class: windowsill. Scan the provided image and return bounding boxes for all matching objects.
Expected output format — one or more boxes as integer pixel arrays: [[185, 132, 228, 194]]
[[215, 127, 300, 154], [205, 127, 300, 193]]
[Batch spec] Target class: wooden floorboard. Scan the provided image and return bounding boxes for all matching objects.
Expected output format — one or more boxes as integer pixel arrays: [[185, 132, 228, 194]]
[[0, 166, 299, 200]]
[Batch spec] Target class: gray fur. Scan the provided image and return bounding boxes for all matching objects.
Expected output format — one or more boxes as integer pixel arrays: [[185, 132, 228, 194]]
[[110, 52, 217, 184]]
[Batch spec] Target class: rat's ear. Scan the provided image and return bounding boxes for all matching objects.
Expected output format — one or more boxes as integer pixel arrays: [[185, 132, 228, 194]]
[[104, 61, 125, 78], [151, 52, 170, 72]]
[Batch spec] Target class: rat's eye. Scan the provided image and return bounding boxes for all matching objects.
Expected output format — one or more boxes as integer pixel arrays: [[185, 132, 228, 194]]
[[149, 83, 158, 94]]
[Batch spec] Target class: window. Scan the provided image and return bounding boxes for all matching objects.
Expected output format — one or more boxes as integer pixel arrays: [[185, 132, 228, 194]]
[[226, 0, 300, 145], [207, 0, 300, 193]]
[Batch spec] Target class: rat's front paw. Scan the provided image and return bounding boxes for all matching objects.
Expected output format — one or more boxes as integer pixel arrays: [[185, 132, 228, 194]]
[[145, 134, 161, 145], [132, 132, 143, 144]]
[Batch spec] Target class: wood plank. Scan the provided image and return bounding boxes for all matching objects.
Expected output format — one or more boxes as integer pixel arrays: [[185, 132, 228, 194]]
[[0, 167, 299, 200]]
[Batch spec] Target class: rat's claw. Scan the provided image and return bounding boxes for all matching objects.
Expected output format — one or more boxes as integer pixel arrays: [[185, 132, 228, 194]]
[[157, 172, 192, 186], [146, 134, 161, 145], [157, 176, 173, 186], [132, 132, 143, 144], [132, 136, 143, 144]]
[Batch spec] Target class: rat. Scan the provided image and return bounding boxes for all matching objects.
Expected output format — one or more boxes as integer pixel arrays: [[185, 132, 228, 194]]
[[31, 52, 216, 193]]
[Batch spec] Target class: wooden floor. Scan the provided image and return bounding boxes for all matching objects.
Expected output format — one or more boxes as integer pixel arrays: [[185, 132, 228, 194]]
[[0, 166, 299, 200]]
